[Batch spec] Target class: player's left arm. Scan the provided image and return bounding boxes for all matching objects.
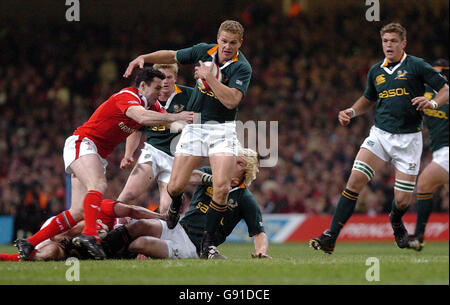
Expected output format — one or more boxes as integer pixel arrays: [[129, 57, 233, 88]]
[[240, 189, 271, 258], [196, 60, 243, 109], [252, 232, 271, 259], [412, 60, 449, 110], [412, 84, 449, 110]]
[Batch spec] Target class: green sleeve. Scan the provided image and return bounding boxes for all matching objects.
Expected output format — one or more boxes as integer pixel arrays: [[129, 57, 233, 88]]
[[176, 43, 208, 65], [241, 189, 265, 237], [419, 60, 448, 92], [228, 64, 252, 96], [363, 67, 377, 102]]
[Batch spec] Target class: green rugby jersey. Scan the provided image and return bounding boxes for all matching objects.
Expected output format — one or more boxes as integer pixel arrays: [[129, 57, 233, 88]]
[[176, 43, 252, 123], [423, 84, 449, 151], [364, 53, 448, 133], [179, 167, 264, 252], [141, 84, 192, 156]]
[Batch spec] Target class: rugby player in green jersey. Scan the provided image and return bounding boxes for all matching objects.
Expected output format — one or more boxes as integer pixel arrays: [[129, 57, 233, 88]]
[[310, 23, 449, 254], [409, 59, 449, 251], [124, 20, 253, 258], [101, 147, 270, 260], [117, 64, 195, 214]]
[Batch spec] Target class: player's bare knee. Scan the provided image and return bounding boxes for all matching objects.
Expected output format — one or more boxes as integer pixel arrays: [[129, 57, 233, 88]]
[[128, 237, 146, 253], [394, 193, 412, 210], [68, 207, 84, 221]]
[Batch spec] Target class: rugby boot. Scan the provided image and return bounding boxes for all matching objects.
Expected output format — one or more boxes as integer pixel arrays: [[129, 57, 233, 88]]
[[309, 230, 336, 254], [72, 234, 106, 260], [14, 239, 35, 261]]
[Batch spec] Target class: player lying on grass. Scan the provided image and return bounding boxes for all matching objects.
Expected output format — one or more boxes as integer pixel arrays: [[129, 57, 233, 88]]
[[102, 146, 271, 259], [1, 200, 164, 261]]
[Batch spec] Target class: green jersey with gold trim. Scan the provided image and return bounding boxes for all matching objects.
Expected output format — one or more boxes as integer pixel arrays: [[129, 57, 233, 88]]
[[423, 84, 449, 151], [364, 53, 447, 133], [179, 167, 264, 252], [141, 85, 193, 156], [176, 43, 252, 123]]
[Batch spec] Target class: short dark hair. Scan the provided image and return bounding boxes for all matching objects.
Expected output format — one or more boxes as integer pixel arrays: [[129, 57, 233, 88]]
[[380, 23, 407, 41], [135, 67, 165, 87]]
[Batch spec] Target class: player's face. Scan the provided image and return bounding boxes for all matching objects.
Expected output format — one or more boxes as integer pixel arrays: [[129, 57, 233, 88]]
[[158, 68, 177, 96], [217, 31, 242, 64], [382, 32, 407, 63], [230, 157, 247, 187], [140, 78, 163, 105]]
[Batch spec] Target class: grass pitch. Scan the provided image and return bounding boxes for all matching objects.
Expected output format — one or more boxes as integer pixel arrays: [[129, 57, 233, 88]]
[[0, 242, 448, 285]]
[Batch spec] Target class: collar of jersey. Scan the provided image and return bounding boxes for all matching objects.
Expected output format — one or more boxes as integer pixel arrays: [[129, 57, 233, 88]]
[[160, 85, 181, 110], [380, 52, 407, 75], [207, 45, 239, 70], [229, 183, 246, 193], [119, 88, 148, 109]]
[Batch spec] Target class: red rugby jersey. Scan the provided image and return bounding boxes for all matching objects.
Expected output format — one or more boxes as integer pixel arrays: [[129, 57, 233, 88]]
[[73, 87, 165, 158]]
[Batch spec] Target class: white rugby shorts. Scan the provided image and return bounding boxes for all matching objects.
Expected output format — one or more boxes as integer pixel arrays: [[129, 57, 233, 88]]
[[175, 122, 238, 156], [63, 135, 108, 174], [360, 126, 422, 175], [137, 143, 174, 184], [432, 146, 449, 173], [158, 219, 199, 259]]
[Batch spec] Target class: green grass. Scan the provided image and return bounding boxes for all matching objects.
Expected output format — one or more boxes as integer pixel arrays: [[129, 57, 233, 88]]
[[0, 242, 448, 285]]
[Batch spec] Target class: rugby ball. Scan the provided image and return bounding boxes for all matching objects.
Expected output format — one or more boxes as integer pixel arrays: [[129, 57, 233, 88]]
[[197, 61, 222, 91]]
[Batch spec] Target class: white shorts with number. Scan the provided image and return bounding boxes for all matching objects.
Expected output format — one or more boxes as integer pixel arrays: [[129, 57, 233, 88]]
[[432, 146, 449, 173], [175, 122, 238, 156], [137, 143, 174, 184], [63, 135, 108, 174], [159, 220, 199, 259], [360, 126, 422, 175]]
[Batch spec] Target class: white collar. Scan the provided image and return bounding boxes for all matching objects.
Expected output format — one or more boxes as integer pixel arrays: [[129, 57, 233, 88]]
[[380, 52, 407, 75]]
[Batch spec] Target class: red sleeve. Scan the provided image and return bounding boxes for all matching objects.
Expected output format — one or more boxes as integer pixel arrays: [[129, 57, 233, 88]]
[[115, 92, 142, 114]]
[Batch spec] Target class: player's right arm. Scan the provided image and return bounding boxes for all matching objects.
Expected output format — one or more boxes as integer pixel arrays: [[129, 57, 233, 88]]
[[125, 105, 194, 126], [339, 96, 375, 126], [124, 50, 178, 78]]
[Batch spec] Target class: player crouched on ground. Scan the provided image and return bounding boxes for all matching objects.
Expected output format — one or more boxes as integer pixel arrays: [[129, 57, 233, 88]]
[[101, 146, 271, 260]]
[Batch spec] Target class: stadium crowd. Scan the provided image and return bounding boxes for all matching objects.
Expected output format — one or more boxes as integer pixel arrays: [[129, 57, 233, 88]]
[[0, 0, 448, 237]]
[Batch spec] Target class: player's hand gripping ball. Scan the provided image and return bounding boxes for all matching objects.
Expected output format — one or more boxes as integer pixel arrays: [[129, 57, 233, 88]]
[[196, 61, 222, 91]]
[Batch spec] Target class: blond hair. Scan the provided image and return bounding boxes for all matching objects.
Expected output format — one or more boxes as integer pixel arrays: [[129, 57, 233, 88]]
[[218, 20, 244, 40], [380, 23, 407, 41], [238, 146, 259, 186], [153, 63, 179, 75]]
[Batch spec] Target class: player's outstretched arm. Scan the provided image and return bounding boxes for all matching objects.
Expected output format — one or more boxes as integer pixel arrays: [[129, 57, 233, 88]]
[[120, 131, 142, 170], [412, 84, 449, 110], [124, 50, 178, 78], [114, 202, 166, 220], [338, 96, 375, 126], [251, 232, 271, 259], [126, 105, 194, 126]]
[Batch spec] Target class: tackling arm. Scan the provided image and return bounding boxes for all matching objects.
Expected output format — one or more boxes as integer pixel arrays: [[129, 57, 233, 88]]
[[126, 105, 193, 126]]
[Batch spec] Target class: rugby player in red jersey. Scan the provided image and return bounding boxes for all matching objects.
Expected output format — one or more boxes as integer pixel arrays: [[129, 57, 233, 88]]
[[14, 67, 194, 260], [2, 199, 165, 261]]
